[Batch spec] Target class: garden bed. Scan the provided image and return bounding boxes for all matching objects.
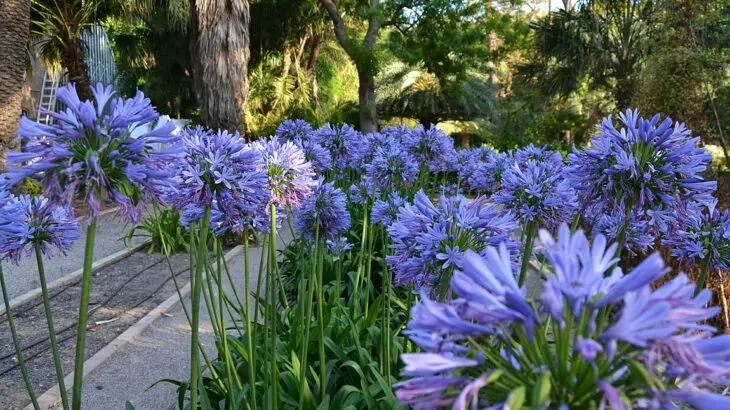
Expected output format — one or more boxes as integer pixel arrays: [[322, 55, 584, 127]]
[[0, 248, 191, 409]]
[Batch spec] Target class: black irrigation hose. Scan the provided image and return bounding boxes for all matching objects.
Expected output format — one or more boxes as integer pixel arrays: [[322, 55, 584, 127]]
[[0, 265, 189, 377]]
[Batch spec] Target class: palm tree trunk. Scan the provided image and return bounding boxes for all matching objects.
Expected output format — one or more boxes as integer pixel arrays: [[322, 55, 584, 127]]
[[0, 0, 30, 171], [358, 68, 377, 133], [61, 36, 93, 101], [189, 0, 250, 133]]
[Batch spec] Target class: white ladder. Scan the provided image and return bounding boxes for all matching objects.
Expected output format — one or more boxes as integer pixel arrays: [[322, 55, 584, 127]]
[[37, 70, 61, 124]]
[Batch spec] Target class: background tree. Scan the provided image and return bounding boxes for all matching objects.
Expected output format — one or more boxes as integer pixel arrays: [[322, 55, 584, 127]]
[[0, 0, 30, 170], [188, 0, 251, 132]]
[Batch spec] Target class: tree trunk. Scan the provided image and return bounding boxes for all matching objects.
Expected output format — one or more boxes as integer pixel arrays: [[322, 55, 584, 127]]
[[0, 0, 30, 171], [61, 36, 93, 101], [358, 68, 377, 133], [189, 0, 250, 134], [306, 34, 323, 77]]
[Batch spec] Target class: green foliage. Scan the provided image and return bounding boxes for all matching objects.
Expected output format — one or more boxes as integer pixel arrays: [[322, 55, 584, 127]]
[[126, 205, 190, 256], [14, 178, 44, 197]]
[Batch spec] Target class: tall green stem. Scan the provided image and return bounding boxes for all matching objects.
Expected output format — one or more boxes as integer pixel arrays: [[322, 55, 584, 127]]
[[298, 229, 319, 409], [71, 216, 97, 410], [34, 243, 69, 410], [518, 221, 537, 287], [696, 257, 711, 296], [268, 205, 279, 408], [190, 207, 211, 409], [315, 240, 326, 400], [0, 264, 40, 410], [242, 230, 257, 408]]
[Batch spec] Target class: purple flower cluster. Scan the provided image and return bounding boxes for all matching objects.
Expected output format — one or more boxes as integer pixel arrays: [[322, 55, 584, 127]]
[[364, 145, 419, 192], [276, 119, 333, 174], [396, 225, 730, 409], [371, 192, 407, 227], [0, 193, 79, 263], [467, 151, 513, 194], [568, 109, 716, 252], [294, 182, 351, 241], [251, 137, 317, 209], [386, 190, 518, 293], [166, 127, 270, 232], [663, 200, 730, 271], [453, 146, 493, 188], [402, 125, 456, 173], [8, 83, 181, 223], [311, 123, 362, 171], [492, 156, 576, 228]]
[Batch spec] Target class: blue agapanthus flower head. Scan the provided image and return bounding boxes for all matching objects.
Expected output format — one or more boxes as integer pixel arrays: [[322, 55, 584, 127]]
[[294, 181, 351, 241], [372, 192, 407, 227], [402, 125, 456, 173], [275, 119, 314, 141], [311, 123, 362, 171], [467, 150, 514, 195], [251, 137, 317, 209], [326, 236, 353, 254], [387, 190, 518, 293], [0, 193, 80, 263], [350, 131, 398, 172], [492, 159, 577, 228], [364, 144, 419, 192], [166, 127, 270, 231], [8, 83, 181, 223], [396, 224, 730, 409], [663, 200, 730, 271], [514, 143, 564, 166], [455, 146, 493, 190], [568, 109, 716, 250]]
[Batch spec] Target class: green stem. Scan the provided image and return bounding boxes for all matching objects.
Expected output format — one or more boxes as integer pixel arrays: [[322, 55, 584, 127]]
[[71, 217, 97, 410], [0, 264, 40, 410], [696, 257, 711, 296], [243, 231, 257, 409], [298, 229, 319, 409], [518, 221, 537, 287], [269, 205, 279, 408], [190, 207, 211, 409], [35, 242, 69, 410], [316, 239, 326, 400]]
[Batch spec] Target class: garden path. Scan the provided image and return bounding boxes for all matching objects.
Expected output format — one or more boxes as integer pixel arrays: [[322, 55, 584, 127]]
[[2, 210, 147, 304], [78, 227, 293, 410]]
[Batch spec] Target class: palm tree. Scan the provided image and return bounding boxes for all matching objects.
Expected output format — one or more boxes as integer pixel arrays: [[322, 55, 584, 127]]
[[0, 0, 30, 170], [30, 0, 114, 101], [377, 62, 497, 127], [189, 0, 251, 132]]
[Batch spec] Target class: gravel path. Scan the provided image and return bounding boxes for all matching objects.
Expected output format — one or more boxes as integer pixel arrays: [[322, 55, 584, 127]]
[[1, 210, 147, 304]]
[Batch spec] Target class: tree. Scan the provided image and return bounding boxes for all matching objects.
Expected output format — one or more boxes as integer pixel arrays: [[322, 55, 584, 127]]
[[189, 0, 251, 132], [318, 0, 395, 132], [525, 0, 659, 109], [0, 0, 30, 170]]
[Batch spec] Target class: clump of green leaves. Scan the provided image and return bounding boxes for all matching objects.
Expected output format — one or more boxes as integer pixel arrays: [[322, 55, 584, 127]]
[[126, 204, 189, 255]]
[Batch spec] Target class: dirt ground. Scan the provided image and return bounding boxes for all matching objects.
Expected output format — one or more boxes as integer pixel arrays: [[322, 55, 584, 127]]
[[0, 249, 191, 409]]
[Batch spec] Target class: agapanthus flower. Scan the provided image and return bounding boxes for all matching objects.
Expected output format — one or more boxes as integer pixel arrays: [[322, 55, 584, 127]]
[[350, 131, 398, 172], [275, 119, 314, 141], [166, 127, 270, 231], [8, 83, 181, 223], [294, 181, 351, 241], [567, 109, 716, 251], [402, 125, 456, 173], [467, 151, 513, 195], [364, 144, 419, 192], [251, 137, 316, 209], [386, 190, 518, 294], [513, 143, 564, 166], [397, 224, 730, 409], [372, 192, 407, 227], [454, 147, 493, 189], [276, 119, 333, 174], [0, 194, 80, 263], [662, 200, 730, 272], [492, 159, 577, 228], [311, 123, 362, 171], [326, 236, 353, 254]]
